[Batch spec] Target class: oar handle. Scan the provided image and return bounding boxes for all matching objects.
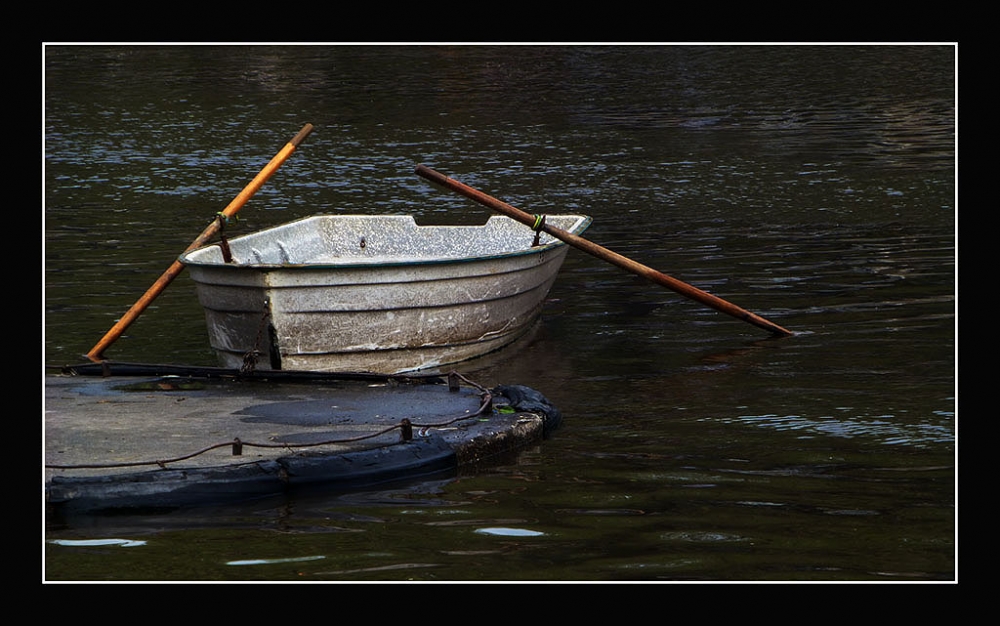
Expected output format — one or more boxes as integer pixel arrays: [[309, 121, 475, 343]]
[[215, 123, 314, 226], [414, 164, 793, 337], [86, 123, 315, 363]]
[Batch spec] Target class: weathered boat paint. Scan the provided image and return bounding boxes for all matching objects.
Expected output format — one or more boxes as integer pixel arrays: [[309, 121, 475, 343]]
[[179, 214, 591, 373]]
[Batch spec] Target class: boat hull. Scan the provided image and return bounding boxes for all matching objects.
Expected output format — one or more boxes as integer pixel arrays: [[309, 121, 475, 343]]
[[179, 214, 590, 373]]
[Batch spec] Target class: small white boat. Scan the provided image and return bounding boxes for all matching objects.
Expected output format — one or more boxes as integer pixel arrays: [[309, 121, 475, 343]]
[[179, 213, 591, 374]]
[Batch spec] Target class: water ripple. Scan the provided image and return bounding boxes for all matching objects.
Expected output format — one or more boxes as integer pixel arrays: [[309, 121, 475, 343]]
[[718, 413, 954, 448]]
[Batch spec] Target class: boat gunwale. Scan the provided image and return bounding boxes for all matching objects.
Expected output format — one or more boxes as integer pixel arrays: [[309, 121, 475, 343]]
[[178, 214, 593, 271]]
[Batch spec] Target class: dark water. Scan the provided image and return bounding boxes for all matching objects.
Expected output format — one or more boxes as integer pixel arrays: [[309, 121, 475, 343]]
[[43, 44, 956, 582]]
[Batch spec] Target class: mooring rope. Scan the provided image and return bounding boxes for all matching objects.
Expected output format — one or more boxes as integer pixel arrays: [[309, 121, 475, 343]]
[[45, 372, 494, 471], [239, 299, 271, 376]]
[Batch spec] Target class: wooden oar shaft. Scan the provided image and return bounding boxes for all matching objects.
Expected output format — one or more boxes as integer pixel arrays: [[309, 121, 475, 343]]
[[414, 164, 793, 337], [86, 124, 314, 362]]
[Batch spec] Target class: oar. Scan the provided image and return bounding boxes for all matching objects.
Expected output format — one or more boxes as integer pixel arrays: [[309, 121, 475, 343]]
[[86, 123, 315, 362], [414, 164, 793, 337]]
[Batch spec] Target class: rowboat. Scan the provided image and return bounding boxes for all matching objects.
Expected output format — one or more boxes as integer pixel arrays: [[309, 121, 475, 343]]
[[178, 213, 591, 374]]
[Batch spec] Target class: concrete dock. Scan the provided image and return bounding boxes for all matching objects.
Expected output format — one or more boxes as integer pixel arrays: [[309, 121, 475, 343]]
[[44, 365, 559, 512]]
